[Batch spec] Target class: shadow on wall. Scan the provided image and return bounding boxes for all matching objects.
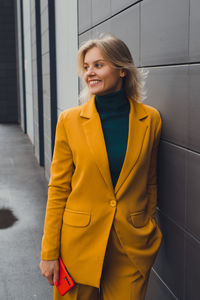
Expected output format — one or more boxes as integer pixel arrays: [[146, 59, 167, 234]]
[[0, 208, 18, 229]]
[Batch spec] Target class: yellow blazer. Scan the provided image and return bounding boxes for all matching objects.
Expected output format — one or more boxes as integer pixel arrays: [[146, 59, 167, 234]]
[[41, 95, 162, 288]]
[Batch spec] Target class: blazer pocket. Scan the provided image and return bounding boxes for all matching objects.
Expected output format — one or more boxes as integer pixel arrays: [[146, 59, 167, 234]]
[[63, 208, 91, 227], [130, 210, 147, 228]]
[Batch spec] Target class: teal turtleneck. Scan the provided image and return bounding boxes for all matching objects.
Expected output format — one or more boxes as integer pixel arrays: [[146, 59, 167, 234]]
[[95, 89, 130, 188]]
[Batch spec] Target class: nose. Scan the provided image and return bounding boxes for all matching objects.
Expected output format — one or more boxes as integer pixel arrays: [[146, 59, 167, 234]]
[[86, 66, 95, 76]]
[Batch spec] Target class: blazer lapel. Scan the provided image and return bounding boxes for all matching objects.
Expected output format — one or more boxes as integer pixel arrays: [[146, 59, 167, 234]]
[[80, 96, 114, 194], [114, 99, 149, 194], [80, 96, 149, 195]]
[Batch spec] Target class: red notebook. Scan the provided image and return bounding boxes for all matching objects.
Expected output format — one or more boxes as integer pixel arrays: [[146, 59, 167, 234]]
[[56, 257, 75, 296]]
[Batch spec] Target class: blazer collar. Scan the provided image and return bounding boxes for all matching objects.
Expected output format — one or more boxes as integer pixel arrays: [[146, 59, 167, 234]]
[[80, 95, 149, 196], [80, 95, 148, 120]]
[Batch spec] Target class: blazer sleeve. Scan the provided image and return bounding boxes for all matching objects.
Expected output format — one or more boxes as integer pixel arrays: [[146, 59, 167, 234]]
[[147, 110, 162, 218], [41, 112, 74, 260]]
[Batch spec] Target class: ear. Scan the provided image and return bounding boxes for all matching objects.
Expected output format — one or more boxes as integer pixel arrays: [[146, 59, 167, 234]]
[[120, 70, 126, 78]]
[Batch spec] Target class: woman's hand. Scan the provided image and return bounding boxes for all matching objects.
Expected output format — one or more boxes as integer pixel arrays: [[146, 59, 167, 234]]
[[40, 260, 59, 286]]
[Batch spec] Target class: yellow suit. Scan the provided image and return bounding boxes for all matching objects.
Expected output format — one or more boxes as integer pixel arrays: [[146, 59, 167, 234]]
[[41, 96, 162, 288]]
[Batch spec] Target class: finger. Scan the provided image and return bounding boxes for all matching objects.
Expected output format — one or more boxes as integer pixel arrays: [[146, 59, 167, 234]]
[[39, 261, 43, 273], [53, 270, 60, 285], [47, 274, 54, 286], [53, 263, 60, 285], [39, 261, 47, 276]]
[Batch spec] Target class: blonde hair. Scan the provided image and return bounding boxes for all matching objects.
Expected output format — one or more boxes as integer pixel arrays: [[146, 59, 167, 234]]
[[77, 34, 148, 104]]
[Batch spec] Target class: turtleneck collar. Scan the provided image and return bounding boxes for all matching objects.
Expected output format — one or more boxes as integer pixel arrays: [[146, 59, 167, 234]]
[[95, 89, 129, 113]]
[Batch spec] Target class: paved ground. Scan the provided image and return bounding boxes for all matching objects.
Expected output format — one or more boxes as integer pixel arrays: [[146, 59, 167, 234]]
[[0, 124, 52, 299]]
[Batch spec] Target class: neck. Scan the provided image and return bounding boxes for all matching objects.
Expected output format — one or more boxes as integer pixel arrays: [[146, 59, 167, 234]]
[[96, 89, 125, 99], [95, 89, 129, 113]]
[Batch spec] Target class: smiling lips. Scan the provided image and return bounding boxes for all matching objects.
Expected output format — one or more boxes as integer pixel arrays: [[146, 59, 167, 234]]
[[88, 80, 101, 86]]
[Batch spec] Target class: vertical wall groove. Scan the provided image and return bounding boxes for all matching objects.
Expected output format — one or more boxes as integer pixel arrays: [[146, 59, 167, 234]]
[[48, 0, 57, 156]]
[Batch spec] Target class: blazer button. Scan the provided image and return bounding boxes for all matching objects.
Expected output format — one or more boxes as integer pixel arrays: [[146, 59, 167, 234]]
[[110, 200, 117, 207]]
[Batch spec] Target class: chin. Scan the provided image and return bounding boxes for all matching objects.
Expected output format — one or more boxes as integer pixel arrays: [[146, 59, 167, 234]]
[[90, 88, 105, 96]]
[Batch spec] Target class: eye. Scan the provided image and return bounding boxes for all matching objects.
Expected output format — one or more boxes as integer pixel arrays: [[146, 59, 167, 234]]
[[83, 65, 89, 71], [95, 63, 103, 68]]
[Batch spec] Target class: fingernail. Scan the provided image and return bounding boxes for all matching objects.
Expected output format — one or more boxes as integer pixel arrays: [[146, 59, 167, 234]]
[[55, 281, 59, 286]]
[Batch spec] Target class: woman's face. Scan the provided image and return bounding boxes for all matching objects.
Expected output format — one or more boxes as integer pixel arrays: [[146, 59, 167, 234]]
[[83, 46, 124, 96]]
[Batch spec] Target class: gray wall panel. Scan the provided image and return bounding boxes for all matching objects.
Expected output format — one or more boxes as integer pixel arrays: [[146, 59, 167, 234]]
[[189, 0, 200, 62], [42, 52, 50, 75], [41, 30, 49, 54], [40, 0, 51, 180], [30, 0, 39, 163], [141, 0, 189, 66], [158, 141, 186, 227], [41, 5, 48, 34], [31, 41, 36, 60], [144, 66, 189, 147], [79, 31, 92, 48], [146, 269, 177, 300], [78, 0, 92, 34], [187, 151, 200, 239], [111, 0, 138, 15], [110, 4, 140, 66], [23, 0, 34, 141], [188, 65, 200, 153], [92, 0, 111, 26], [43, 73, 50, 99], [55, 1, 78, 113], [91, 19, 111, 38], [185, 235, 200, 300], [155, 213, 185, 299], [40, 0, 48, 14], [15, 0, 25, 128]]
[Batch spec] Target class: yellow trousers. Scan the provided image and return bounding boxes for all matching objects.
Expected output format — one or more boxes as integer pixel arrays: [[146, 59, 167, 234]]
[[54, 226, 150, 300]]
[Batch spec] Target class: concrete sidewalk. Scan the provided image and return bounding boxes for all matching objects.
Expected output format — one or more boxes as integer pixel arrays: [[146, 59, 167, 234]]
[[0, 125, 52, 299]]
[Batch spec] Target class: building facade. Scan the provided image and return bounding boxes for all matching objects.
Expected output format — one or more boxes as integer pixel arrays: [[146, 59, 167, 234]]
[[9, 0, 200, 299]]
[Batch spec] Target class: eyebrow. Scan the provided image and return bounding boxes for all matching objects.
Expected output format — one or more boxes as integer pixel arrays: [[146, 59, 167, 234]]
[[83, 59, 105, 65]]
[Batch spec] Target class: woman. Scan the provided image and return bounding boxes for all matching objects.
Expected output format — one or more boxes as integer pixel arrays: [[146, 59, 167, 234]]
[[40, 34, 162, 300]]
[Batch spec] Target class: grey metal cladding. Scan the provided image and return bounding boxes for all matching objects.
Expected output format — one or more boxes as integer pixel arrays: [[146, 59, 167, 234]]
[[146, 269, 177, 300], [91, 19, 111, 38], [185, 235, 200, 300], [187, 151, 200, 239], [79, 31, 92, 48], [40, 0, 48, 14], [141, 0, 189, 66], [111, 0, 139, 15], [189, 0, 200, 62], [110, 4, 140, 66], [144, 66, 189, 147], [78, 0, 92, 34], [188, 65, 200, 153], [41, 30, 49, 55], [154, 213, 185, 299], [92, 0, 111, 26], [158, 141, 186, 227]]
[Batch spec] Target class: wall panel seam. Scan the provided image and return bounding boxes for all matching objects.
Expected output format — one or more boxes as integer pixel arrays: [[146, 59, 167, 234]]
[[151, 267, 178, 300], [160, 139, 200, 156], [158, 209, 200, 245], [78, 0, 142, 36]]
